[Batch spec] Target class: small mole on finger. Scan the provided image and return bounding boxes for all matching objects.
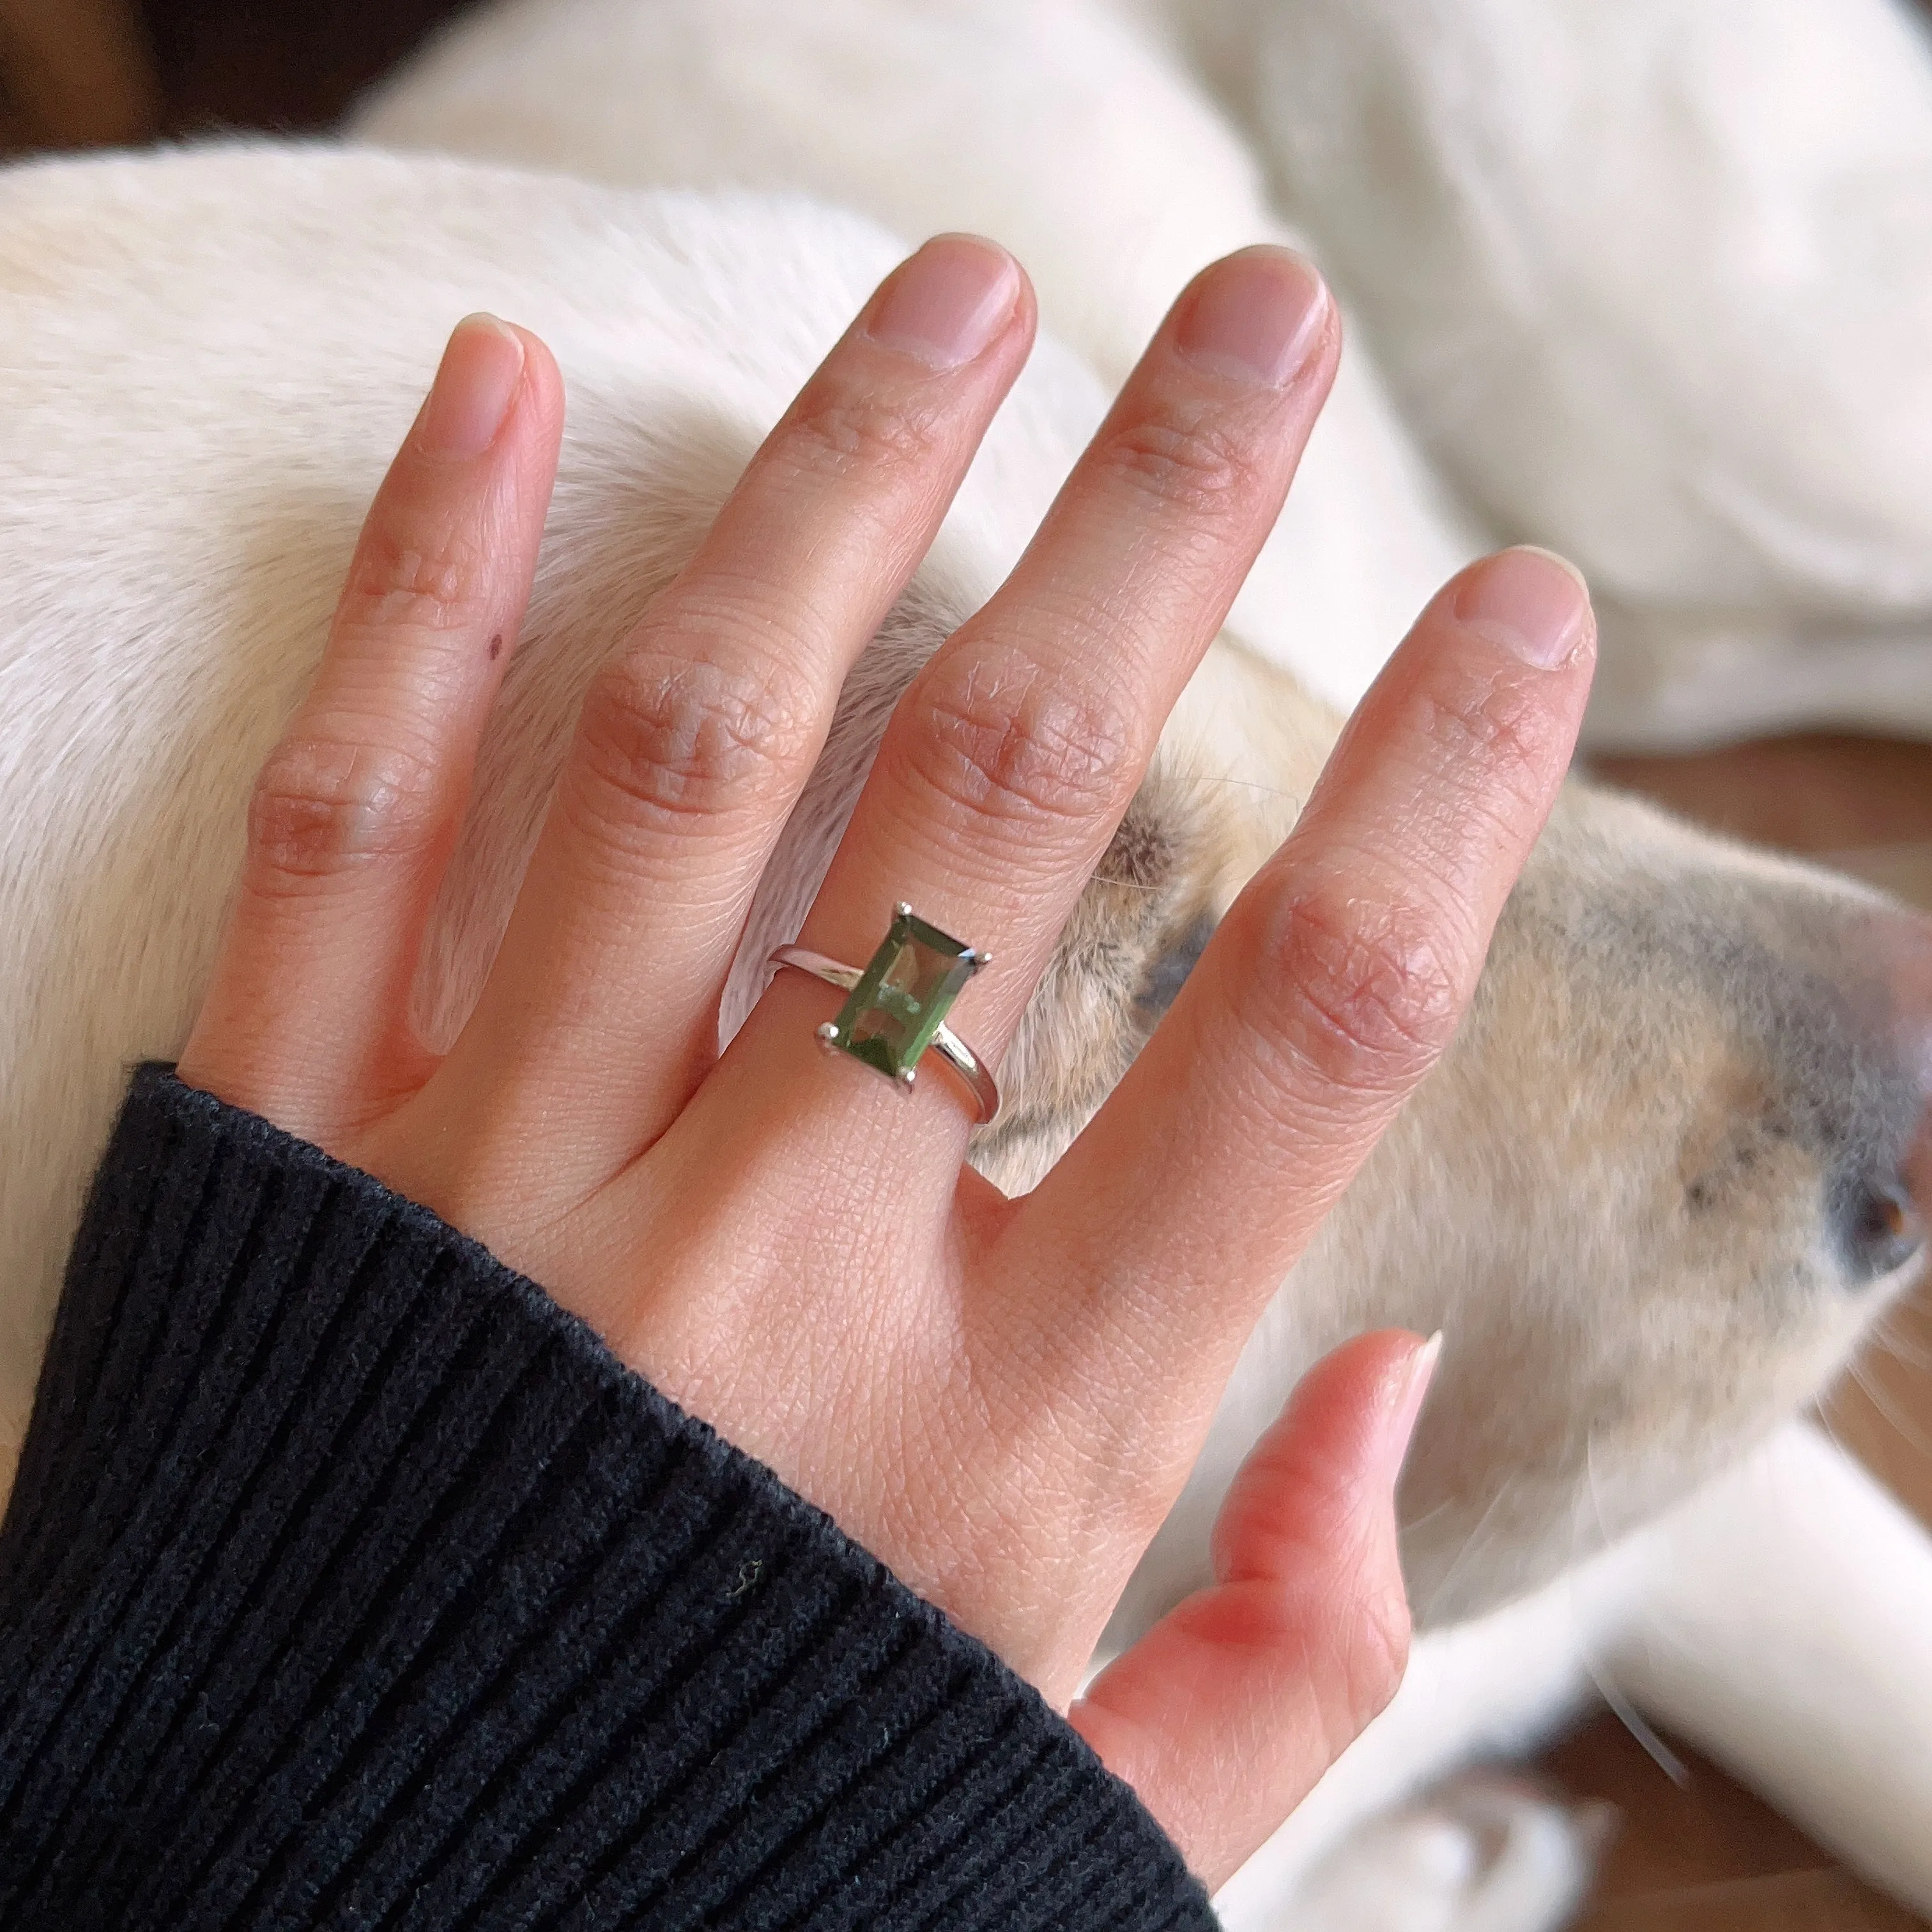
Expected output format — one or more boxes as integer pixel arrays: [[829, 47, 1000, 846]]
[[489, 634, 503, 661]]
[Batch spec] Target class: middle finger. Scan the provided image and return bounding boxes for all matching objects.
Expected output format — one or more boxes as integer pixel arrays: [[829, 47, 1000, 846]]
[[733, 247, 1337, 1165]]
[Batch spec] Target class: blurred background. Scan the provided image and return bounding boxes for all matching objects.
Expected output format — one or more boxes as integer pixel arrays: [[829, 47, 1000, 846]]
[[1, 3, 1928, 1928]]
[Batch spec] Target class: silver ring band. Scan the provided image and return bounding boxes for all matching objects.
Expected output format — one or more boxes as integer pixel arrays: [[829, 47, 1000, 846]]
[[769, 943, 1000, 1126]]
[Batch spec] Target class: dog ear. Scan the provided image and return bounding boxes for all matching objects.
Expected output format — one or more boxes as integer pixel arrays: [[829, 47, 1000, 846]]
[[1097, 765, 1243, 1043], [967, 771, 1243, 1192], [1137, 908, 1216, 1025], [1122, 751, 1276, 1027]]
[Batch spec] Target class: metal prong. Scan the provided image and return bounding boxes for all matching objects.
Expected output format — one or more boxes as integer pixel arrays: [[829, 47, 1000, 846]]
[[966, 949, 992, 969], [894, 901, 913, 918], [898, 1067, 917, 1087], [815, 1022, 839, 1046]]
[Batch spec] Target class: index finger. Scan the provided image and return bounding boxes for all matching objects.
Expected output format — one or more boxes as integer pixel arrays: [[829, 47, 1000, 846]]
[[1016, 547, 1594, 1421]]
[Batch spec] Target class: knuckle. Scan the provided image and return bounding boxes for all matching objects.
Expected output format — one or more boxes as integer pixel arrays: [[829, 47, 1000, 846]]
[[1284, 1494, 1413, 1749], [1420, 666, 1560, 807], [1257, 887, 1466, 1099], [1096, 406, 1255, 519], [779, 379, 946, 483], [899, 650, 1136, 832], [574, 646, 815, 834], [339, 522, 493, 637], [1340, 1572, 1412, 1733], [246, 733, 443, 888]]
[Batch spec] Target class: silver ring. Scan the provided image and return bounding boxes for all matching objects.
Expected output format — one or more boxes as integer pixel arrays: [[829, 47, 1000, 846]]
[[769, 905, 999, 1126]]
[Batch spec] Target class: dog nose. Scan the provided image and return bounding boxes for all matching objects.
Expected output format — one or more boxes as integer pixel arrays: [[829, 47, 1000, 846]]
[[1837, 900, 1932, 1284], [1836, 1174, 1924, 1284]]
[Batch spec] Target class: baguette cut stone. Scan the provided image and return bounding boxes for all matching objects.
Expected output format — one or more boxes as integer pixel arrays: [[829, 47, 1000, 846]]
[[829, 910, 980, 1083]]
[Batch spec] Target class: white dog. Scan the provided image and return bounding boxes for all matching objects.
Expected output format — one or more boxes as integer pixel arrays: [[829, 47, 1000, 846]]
[[358, 0, 1932, 753], [1, 3, 1929, 1928]]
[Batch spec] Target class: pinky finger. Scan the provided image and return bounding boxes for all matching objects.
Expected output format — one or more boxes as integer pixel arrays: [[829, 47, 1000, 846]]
[[180, 315, 564, 1144], [1067, 1330, 1438, 1892]]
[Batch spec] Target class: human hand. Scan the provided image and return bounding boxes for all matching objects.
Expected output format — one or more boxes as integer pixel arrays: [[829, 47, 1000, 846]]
[[177, 236, 1594, 1887]]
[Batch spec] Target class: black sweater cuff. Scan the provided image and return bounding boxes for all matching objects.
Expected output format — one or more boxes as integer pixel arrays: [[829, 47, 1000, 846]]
[[0, 1065, 1215, 1931]]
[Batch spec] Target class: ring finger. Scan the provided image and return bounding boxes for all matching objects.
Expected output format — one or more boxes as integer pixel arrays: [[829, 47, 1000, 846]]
[[433, 236, 1035, 1192]]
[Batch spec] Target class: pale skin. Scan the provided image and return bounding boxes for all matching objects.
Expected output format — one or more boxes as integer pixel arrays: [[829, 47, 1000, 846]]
[[176, 234, 1596, 1890]]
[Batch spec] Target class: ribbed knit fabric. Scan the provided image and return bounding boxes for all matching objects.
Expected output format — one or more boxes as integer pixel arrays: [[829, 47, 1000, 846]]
[[0, 1065, 1215, 1931]]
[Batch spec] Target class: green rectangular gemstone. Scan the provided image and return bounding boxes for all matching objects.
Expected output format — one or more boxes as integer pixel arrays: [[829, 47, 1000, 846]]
[[829, 909, 979, 1082]]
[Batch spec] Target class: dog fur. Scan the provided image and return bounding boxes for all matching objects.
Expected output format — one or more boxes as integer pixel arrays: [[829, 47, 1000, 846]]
[[1, 3, 1930, 1926], [358, 0, 1932, 751]]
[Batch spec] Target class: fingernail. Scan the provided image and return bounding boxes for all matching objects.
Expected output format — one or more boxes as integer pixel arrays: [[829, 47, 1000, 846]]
[[866, 234, 1022, 370], [1452, 547, 1595, 670], [417, 313, 526, 459], [1174, 245, 1331, 387], [1381, 1331, 1443, 1483]]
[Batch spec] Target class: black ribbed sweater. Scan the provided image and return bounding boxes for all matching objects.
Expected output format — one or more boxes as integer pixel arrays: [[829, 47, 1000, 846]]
[[0, 1066, 1215, 1929]]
